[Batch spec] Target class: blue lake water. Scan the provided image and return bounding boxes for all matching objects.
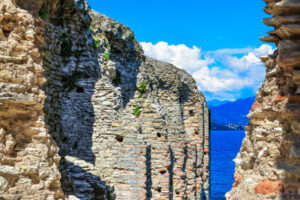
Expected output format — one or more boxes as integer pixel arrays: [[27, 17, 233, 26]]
[[210, 131, 245, 200]]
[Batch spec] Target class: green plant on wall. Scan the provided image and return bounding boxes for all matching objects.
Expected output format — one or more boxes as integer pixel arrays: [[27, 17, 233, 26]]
[[90, 24, 95, 33], [39, 7, 49, 20], [85, 23, 91, 31], [137, 80, 147, 98], [137, 80, 147, 93], [103, 52, 110, 61], [61, 34, 72, 57], [93, 39, 100, 50], [134, 106, 141, 116], [129, 33, 134, 41]]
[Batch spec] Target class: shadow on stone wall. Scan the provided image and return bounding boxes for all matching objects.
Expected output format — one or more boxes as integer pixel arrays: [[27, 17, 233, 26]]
[[40, 1, 115, 199], [60, 161, 111, 199], [40, 1, 142, 198], [42, 51, 113, 199], [277, 101, 300, 200], [168, 147, 174, 200], [145, 145, 153, 200]]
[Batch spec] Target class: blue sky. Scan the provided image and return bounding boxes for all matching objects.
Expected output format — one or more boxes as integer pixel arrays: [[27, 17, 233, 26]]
[[88, 0, 275, 101]]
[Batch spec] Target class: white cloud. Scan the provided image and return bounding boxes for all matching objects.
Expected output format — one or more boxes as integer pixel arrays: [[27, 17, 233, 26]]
[[140, 42, 214, 70], [254, 44, 274, 55], [140, 41, 274, 100]]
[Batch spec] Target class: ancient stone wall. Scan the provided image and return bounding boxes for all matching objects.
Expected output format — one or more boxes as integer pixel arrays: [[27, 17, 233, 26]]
[[227, 0, 300, 199], [0, 0, 63, 199], [0, 0, 210, 199]]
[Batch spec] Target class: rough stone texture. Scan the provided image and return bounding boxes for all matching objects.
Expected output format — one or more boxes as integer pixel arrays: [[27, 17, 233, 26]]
[[0, 0, 63, 199], [227, 0, 300, 199], [0, 0, 210, 199]]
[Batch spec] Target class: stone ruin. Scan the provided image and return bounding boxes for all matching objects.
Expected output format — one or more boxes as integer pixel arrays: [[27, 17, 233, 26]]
[[0, 0, 210, 199], [227, 0, 300, 199]]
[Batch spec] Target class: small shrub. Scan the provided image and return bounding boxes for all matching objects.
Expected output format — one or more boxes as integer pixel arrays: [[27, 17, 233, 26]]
[[110, 23, 115, 28], [103, 52, 110, 61], [93, 39, 100, 50], [137, 80, 147, 93], [39, 8, 49, 20], [134, 106, 141, 116], [129, 33, 134, 40], [61, 34, 72, 57], [90, 24, 95, 33]]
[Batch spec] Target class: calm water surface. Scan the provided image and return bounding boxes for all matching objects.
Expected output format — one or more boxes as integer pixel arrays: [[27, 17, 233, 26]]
[[210, 131, 245, 200]]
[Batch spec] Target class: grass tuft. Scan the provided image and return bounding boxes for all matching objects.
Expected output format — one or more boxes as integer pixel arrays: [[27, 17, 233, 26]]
[[104, 52, 110, 61], [93, 39, 100, 50], [134, 106, 141, 116], [137, 80, 147, 93]]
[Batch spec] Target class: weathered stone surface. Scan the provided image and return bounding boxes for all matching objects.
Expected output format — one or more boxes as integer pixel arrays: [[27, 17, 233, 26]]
[[0, 0, 64, 199], [254, 179, 283, 194], [0, 0, 210, 199], [227, 0, 300, 199]]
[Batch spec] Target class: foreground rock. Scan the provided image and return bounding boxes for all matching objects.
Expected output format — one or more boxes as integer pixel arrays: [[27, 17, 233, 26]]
[[0, 0, 210, 199], [227, 0, 300, 199]]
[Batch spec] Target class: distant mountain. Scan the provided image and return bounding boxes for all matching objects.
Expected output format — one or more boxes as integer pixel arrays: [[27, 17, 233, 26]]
[[209, 96, 256, 131], [207, 99, 233, 107]]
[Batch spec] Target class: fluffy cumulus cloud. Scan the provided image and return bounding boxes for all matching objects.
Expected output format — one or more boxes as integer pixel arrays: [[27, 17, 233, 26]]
[[141, 42, 214, 70], [140, 42, 274, 101]]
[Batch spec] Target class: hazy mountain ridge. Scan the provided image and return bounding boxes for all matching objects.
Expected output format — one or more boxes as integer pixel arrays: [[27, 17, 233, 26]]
[[208, 96, 255, 131]]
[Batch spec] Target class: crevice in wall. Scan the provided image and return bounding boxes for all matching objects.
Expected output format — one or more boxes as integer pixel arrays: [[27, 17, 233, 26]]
[[182, 144, 188, 199], [168, 146, 174, 200], [145, 145, 152, 200]]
